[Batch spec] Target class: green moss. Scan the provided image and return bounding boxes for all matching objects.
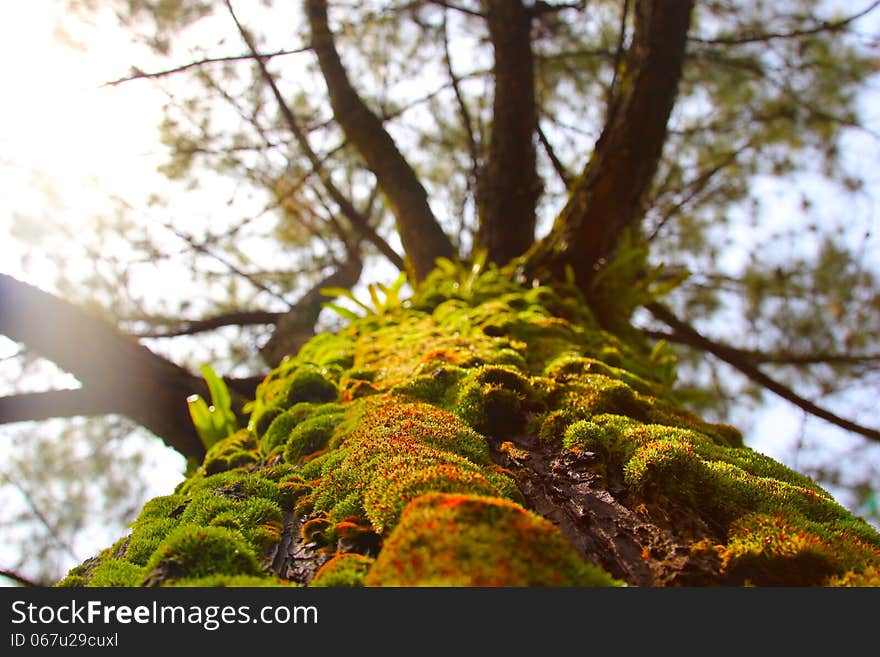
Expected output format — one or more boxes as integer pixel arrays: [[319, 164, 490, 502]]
[[365, 493, 620, 586], [717, 513, 880, 585], [202, 429, 260, 475], [144, 525, 261, 583], [310, 554, 374, 587], [305, 397, 517, 531], [455, 366, 534, 437], [88, 559, 147, 587], [63, 262, 880, 587], [296, 332, 356, 370], [285, 367, 338, 405], [137, 494, 187, 521], [125, 518, 178, 565], [620, 426, 853, 526], [177, 470, 280, 503], [282, 412, 344, 463]]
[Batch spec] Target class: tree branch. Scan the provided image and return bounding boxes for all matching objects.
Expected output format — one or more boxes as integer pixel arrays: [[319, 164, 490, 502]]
[[525, 0, 694, 291], [688, 0, 880, 46], [0, 388, 122, 424], [224, 0, 405, 272], [537, 119, 572, 188], [259, 258, 363, 367], [132, 310, 284, 338], [643, 329, 880, 368], [476, 0, 541, 264], [646, 303, 880, 443], [0, 274, 209, 460], [102, 46, 312, 86], [0, 568, 44, 587], [304, 0, 455, 280], [441, 11, 482, 210], [427, 0, 484, 18]]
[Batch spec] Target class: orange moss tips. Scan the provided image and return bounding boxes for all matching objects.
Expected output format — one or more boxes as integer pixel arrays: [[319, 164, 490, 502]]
[[363, 460, 507, 533], [365, 493, 621, 587], [310, 553, 375, 587], [719, 513, 880, 586]]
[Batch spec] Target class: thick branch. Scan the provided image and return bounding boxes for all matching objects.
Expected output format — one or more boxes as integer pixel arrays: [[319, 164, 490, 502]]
[[476, 0, 540, 264], [0, 569, 43, 587], [0, 274, 208, 460], [525, 0, 694, 290], [260, 258, 364, 367], [304, 0, 455, 280], [133, 310, 283, 338], [224, 1, 404, 271], [647, 303, 880, 443], [0, 388, 122, 424]]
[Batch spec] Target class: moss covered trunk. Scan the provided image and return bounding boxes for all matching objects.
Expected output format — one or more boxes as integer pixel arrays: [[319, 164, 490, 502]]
[[60, 266, 880, 587]]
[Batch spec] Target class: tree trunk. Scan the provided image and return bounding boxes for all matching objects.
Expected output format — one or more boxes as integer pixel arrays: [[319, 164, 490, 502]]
[[58, 265, 880, 587]]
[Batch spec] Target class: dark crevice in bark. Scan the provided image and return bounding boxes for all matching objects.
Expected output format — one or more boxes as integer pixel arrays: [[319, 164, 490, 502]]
[[267, 510, 331, 585], [487, 430, 724, 586]]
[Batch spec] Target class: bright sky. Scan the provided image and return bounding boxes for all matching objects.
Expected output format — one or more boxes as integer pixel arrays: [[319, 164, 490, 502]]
[[0, 3, 180, 303]]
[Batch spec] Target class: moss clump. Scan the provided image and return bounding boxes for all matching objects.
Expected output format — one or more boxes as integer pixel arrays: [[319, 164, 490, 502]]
[[87, 559, 146, 587], [176, 469, 280, 504], [296, 332, 356, 370], [202, 429, 260, 475], [311, 554, 374, 587], [455, 366, 535, 437], [125, 518, 178, 565], [144, 525, 261, 583], [282, 412, 345, 463], [717, 513, 880, 585], [168, 574, 279, 587], [365, 493, 620, 586], [285, 367, 339, 406], [302, 397, 519, 531]]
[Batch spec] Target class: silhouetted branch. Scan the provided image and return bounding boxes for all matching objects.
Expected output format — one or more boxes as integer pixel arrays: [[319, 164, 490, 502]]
[[102, 46, 312, 86], [689, 1, 880, 46], [225, 0, 405, 271], [0, 568, 43, 587], [647, 303, 880, 442], [0, 274, 210, 460], [304, 0, 455, 279]]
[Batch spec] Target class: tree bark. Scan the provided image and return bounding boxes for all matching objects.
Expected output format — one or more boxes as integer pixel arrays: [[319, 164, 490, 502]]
[[0, 274, 209, 460], [476, 0, 540, 264], [525, 0, 694, 290], [305, 0, 455, 280]]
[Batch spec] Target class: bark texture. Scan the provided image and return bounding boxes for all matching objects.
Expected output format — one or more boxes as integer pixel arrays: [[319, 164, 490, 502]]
[[476, 0, 540, 264], [526, 0, 694, 289]]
